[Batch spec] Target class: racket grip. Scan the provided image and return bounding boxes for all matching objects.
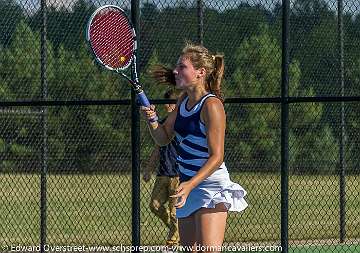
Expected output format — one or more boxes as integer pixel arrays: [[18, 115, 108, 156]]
[[137, 91, 158, 122]]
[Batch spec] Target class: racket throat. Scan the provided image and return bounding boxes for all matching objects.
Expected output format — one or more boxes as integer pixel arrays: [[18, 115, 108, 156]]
[[120, 73, 143, 93]]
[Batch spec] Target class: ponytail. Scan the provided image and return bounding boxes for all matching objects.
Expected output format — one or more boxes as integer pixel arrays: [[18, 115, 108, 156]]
[[149, 65, 176, 86], [208, 54, 225, 103], [148, 43, 225, 104]]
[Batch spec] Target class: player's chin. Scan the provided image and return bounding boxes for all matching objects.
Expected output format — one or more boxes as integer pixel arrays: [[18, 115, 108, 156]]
[[175, 80, 181, 88], [175, 80, 187, 90]]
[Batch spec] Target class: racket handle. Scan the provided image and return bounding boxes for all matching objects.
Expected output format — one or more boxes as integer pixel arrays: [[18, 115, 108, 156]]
[[137, 91, 158, 122]]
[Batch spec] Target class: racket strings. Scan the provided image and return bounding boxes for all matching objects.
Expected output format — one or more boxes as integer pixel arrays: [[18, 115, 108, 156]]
[[89, 7, 135, 69]]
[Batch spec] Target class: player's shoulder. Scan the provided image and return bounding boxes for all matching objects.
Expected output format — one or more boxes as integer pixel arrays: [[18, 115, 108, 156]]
[[203, 95, 224, 110], [201, 95, 225, 123]]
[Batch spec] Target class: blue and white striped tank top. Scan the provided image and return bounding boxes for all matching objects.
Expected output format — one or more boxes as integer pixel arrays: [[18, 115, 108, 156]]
[[174, 93, 227, 182]]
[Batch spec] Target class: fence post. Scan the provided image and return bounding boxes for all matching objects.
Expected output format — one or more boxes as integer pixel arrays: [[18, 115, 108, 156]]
[[197, 0, 204, 45], [131, 0, 141, 251], [337, 0, 346, 243], [281, 0, 290, 251], [40, 0, 48, 251]]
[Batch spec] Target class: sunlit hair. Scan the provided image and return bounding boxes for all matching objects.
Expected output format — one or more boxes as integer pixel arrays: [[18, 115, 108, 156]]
[[181, 42, 224, 102], [150, 42, 225, 102]]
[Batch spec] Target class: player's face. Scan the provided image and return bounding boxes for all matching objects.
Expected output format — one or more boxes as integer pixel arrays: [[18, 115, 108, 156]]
[[173, 57, 199, 89]]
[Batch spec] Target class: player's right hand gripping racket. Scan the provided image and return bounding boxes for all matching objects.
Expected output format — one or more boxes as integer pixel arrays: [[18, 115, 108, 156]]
[[86, 5, 158, 122]]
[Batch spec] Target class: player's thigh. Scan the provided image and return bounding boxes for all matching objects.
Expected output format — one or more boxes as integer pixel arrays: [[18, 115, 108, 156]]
[[195, 203, 228, 252], [178, 214, 197, 251]]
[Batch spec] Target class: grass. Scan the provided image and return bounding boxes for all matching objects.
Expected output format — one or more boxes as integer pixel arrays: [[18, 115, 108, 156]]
[[0, 172, 359, 251], [289, 244, 360, 253]]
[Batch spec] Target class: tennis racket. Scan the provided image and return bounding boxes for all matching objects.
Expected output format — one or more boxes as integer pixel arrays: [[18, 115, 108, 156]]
[[86, 5, 157, 121]]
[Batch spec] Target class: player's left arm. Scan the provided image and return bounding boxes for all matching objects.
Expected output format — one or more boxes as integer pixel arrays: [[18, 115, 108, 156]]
[[188, 97, 226, 187]]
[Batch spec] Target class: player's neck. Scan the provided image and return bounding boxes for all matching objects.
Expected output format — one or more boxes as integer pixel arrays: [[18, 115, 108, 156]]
[[186, 87, 208, 108]]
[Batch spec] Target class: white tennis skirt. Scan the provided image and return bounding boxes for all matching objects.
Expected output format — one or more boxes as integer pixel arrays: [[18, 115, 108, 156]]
[[176, 167, 248, 218]]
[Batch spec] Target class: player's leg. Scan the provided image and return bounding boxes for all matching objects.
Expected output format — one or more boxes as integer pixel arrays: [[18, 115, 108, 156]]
[[150, 176, 171, 227], [167, 176, 180, 245], [195, 203, 228, 253], [178, 214, 197, 252]]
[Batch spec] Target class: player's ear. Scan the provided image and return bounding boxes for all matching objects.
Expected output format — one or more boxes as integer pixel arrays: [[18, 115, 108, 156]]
[[197, 67, 206, 78]]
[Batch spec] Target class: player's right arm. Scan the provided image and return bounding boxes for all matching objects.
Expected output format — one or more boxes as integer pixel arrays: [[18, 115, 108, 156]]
[[141, 93, 184, 146], [141, 104, 177, 146]]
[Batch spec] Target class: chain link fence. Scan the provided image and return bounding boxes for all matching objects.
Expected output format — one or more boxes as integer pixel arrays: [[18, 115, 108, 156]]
[[0, 0, 359, 252]]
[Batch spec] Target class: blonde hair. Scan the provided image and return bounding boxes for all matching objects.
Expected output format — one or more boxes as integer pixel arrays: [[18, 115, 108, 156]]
[[181, 42, 224, 102], [150, 42, 225, 102]]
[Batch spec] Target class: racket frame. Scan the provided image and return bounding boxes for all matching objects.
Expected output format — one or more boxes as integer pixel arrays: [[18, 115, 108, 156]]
[[85, 5, 144, 96]]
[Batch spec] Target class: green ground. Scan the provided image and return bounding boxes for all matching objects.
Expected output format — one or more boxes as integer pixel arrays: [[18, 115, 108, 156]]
[[0, 172, 358, 251], [289, 244, 359, 253]]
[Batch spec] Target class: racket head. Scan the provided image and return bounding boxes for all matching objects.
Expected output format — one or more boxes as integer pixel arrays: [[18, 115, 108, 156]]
[[86, 5, 136, 71]]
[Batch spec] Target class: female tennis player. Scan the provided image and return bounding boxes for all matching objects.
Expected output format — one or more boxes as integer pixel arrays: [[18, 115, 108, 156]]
[[141, 43, 248, 252]]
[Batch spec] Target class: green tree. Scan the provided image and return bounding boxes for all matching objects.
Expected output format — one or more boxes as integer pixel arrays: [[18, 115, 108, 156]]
[[345, 55, 360, 173], [230, 25, 338, 173], [0, 21, 54, 171], [204, 4, 272, 80], [1, 20, 54, 99], [29, 0, 96, 52], [140, 2, 160, 69], [289, 88, 339, 174], [229, 26, 285, 170], [47, 44, 132, 172], [0, 0, 24, 47]]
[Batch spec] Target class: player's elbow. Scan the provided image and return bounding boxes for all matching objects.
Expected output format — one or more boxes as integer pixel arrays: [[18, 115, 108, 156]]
[[210, 152, 224, 168]]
